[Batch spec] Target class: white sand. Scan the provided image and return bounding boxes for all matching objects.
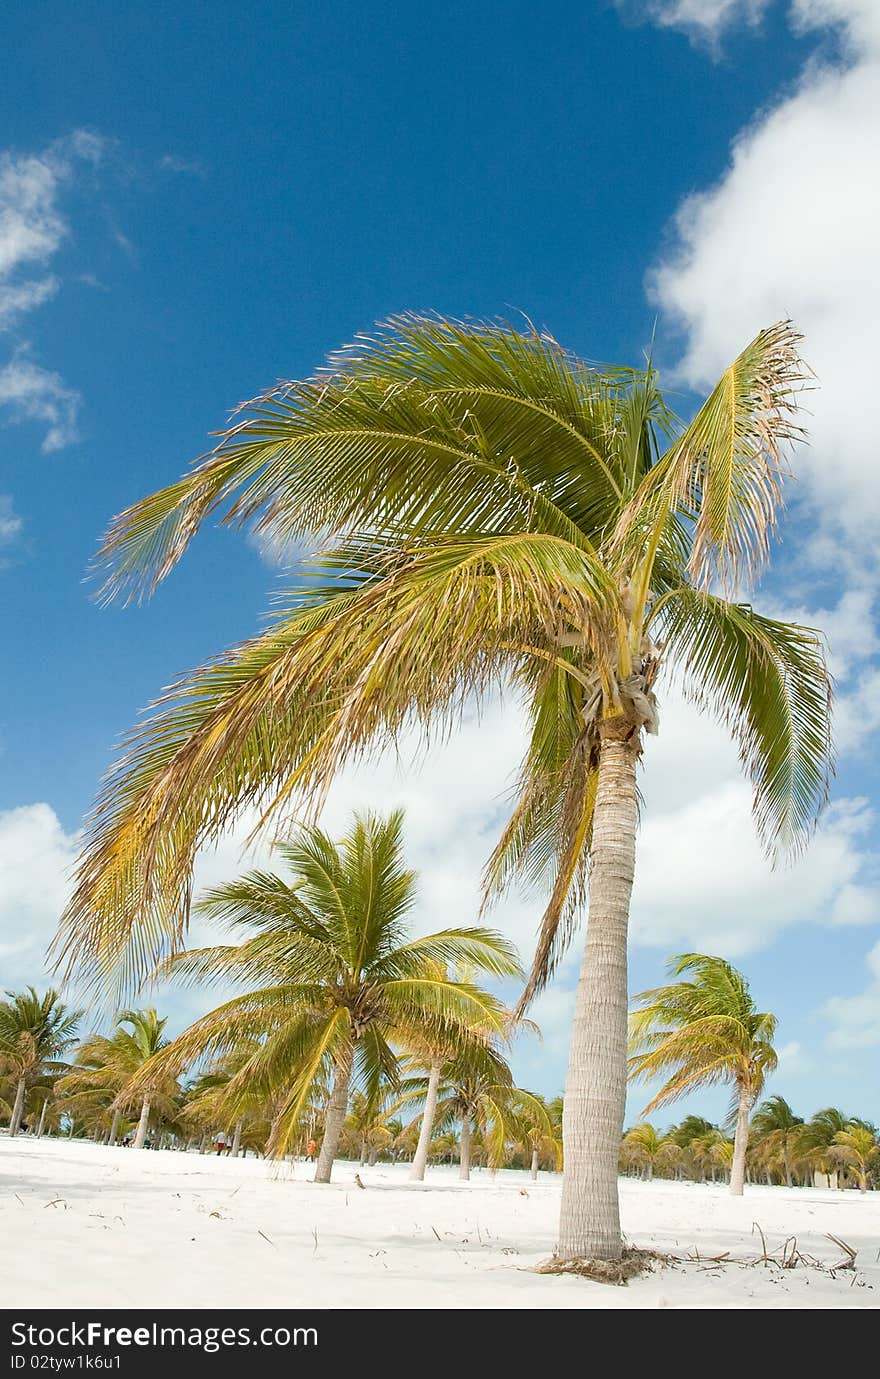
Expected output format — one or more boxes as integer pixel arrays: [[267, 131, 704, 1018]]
[[2, 1136, 878, 1309]]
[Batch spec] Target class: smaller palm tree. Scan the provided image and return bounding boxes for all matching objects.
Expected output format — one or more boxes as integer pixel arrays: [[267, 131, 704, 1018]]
[[62, 1009, 174, 1148], [629, 954, 778, 1196], [621, 1122, 667, 1181], [133, 810, 522, 1182], [829, 1124, 878, 1193], [0, 988, 80, 1136], [750, 1095, 804, 1187]]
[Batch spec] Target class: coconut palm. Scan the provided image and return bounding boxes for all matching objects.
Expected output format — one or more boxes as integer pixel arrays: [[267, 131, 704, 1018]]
[[0, 989, 80, 1137], [513, 1090, 562, 1179], [56, 315, 832, 1261], [128, 811, 521, 1182], [750, 1095, 804, 1188], [829, 1124, 878, 1193], [629, 954, 778, 1196], [621, 1122, 667, 1181], [62, 1009, 174, 1148]]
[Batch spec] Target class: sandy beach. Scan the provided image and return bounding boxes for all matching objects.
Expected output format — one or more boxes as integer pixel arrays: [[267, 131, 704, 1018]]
[[2, 1136, 877, 1310]]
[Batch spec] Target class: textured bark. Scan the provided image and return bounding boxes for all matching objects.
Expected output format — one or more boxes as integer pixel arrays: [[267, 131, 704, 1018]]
[[8, 1077, 27, 1136], [36, 1097, 49, 1139], [133, 1097, 151, 1150], [231, 1120, 242, 1158], [459, 1112, 472, 1181], [557, 725, 640, 1262], [530, 1147, 539, 1181], [108, 1108, 121, 1146], [314, 1042, 353, 1184], [730, 1086, 751, 1196], [410, 1059, 442, 1182]]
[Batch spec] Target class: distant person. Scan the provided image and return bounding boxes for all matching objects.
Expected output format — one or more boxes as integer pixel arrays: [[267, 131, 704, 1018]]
[[215, 1132, 226, 1156], [306, 1138, 317, 1162]]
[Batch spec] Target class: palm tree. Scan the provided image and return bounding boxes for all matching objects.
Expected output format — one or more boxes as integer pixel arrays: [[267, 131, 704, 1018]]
[[418, 1041, 538, 1180], [130, 811, 521, 1183], [750, 1095, 804, 1187], [513, 1090, 562, 1179], [56, 316, 832, 1262], [62, 1009, 174, 1148], [629, 954, 778, 1196], [797, 1107, 852, 1187], [0, 989, 80, 1137], [621, 1122, 667, 1181], [829, 1124, 878, 1193]]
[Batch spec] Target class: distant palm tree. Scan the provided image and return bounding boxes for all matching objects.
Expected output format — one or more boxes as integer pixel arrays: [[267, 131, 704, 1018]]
[[621, 1122, 667, 1181], [57, 315, 832, 1262], [0, 989, 80, 1137], [419, 1042, 541, 1180], [629, 954, 778, 1195], [62, 1009, 174, 1148], [133, 811, 521, 1183], [829, 1124, 878, 1193], [750, 1095, 804, 1187]]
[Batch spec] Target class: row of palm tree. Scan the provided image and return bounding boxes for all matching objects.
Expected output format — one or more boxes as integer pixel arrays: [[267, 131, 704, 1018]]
[[621, 1100, 879, 1192], [54, 313, 835, 1262], [4, 816, 874, 1191]]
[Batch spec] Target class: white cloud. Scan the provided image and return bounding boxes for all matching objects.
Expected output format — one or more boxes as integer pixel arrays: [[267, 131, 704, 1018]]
[[0, 350, 80, 452], [0, 131, 107, 451], [0, 493, 23, 547], [0, 804, 80, 988], [618, 0, 771, 46], [822, 938, 880, 1047], [648, 0, 880, 555]]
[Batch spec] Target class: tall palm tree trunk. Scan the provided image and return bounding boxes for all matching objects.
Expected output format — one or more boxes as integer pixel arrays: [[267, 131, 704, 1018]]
[[108, 1108, 121, 1146], [36, 1097, 49, 1139], [314, 1043, 353, 1184], [459, 1112, 472, 1181], [8, 1076, 27, 1136], [132, 1097, 151, 1149], [530, 1146, 539, 1181], [410, 1058, 442, 1182], [557, 722, 639, 1262], [231, 1120, 242, 1158], [730, 1086, 751, 1196]]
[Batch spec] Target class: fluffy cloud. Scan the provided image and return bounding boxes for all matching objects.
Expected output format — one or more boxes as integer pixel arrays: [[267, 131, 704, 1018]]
[[0, 131, 105, 452], [0, 350, 80, 452], [648, 0, 880, 555], [822, 938, 880, 1047]]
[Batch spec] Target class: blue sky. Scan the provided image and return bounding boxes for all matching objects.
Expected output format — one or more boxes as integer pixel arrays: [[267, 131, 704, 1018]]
[[2, 0, 878, 1126]]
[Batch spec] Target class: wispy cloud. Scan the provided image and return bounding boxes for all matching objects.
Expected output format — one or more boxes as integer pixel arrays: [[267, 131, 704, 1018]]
[[0, 493, 23, 546], [616, 0, 771, 49], [0, 348, 80, 452], [0, 130, 110, 452]]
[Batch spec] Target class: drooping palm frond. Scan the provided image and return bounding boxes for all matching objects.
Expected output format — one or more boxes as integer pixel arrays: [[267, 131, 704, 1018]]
[[651, 588, 832, 852]]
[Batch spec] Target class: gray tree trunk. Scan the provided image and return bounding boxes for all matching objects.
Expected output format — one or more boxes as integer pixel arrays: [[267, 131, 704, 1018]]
[[530, 1146, 539, 1180], [314, 1043, 353, 1184], [557, 725, 639, 1262], [410, 1059, 442, 1182], [133, 1097, 151, 1150], [8, 1077, 27, 1136], [459, 1111, 472, 1181], [36, 1097, 49, 1139], [107, 1108, 121, 1146], [231, 1120, 242, 1158], [730, 1086, 751, 1196]]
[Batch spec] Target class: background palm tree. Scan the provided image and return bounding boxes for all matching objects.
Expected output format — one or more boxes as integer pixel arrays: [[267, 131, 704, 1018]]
[[61, 1009, 174, 1148], [620, 1122, 667, 1181], [829, 1124, 878, 1193], [0, 988, 80, 1137], [750, 1095, 804, 1187], [57, 316, 832, 1262], [629, 953, 778, 1195], [131, 811, 521, 1183]]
